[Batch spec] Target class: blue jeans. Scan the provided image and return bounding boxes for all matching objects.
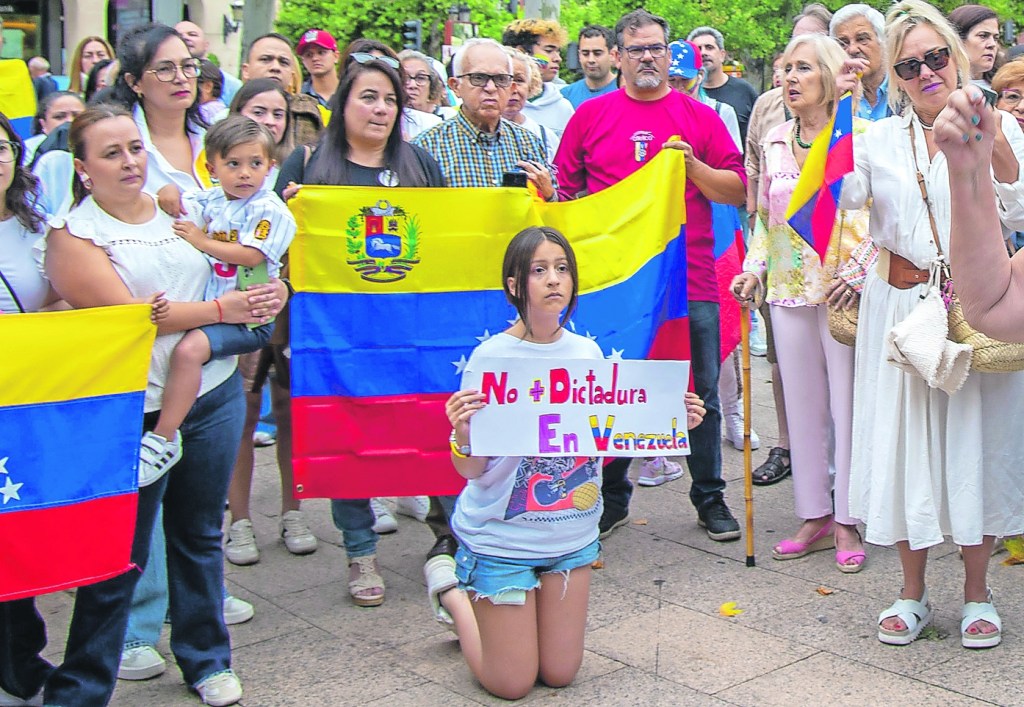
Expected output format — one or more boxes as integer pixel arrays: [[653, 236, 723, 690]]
[[600, 301, 725, 514], [202, 322, 274, 358], [330, 500, 378, 559], [124, 508, 167, 648], [0, 371, 244, 705]]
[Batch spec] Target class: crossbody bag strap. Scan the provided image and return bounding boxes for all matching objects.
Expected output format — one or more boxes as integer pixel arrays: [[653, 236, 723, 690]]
[[908, 122, 945, 258], [0, 266, 26, 313]]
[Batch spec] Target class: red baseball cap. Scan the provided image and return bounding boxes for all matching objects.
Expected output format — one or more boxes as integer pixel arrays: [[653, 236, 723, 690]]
[[297, 29, 338, 55]]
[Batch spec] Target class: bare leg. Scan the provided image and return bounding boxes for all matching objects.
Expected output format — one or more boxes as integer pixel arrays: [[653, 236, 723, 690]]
[[270, 375, 300, 514], [536, 567, 590, 688], [961, 537, 998, 635], [227, 389, 261, 522], [470, 593, 540, 700], [154, 329, 211, 440], [439, 589, 482, 676], [880, 542, 928, 632]]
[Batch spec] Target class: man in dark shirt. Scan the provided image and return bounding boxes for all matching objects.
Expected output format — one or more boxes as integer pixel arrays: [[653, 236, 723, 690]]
[[687, 25, 758, 147]]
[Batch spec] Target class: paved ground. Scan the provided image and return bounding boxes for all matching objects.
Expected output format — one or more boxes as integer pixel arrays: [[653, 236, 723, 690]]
[[38, 355, 1023, 706]]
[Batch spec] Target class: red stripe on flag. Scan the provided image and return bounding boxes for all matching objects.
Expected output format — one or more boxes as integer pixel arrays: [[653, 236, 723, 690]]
[[292, 394, 467, 499], [823, 134, 854, 184], [0, 493, 137, 601]]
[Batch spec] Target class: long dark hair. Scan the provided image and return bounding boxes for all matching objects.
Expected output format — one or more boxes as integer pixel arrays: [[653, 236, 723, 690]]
[[502, 227, 579, 336], [68, 104, 136, 206], [111, 23, 207, 133], [0, 113, 44, 232], [229, 78, 292, 162], [306, 60, 428, 187]]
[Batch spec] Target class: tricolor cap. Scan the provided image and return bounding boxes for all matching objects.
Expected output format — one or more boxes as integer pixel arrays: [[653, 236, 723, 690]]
[[297, 29, 338, 55], [668, 40, 701, 79]]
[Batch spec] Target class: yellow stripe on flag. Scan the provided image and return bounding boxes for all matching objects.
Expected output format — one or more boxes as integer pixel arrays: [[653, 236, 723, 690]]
[[289, 149, 686, 295], [1, 305, 156, 407], [784, 112, 834, 222]]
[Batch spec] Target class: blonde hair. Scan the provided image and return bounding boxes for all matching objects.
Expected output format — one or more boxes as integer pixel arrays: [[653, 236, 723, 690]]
[[782, 34, 848, 115], [504, 47, 543, 100], [992, 57, 1024, 94], [504, 18, 568, 48], [68, 35, 114, 94], [885, 0, 970, 113]]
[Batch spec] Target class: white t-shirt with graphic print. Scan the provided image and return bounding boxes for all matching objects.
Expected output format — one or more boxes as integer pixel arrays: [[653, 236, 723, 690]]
[[451, 330, 604, 559]]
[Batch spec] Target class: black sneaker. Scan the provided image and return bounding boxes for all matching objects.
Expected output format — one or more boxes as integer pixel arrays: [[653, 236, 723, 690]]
[[426, 534, 458, 560], [598, 506, 630, 539], [697, 500, 741, 541]]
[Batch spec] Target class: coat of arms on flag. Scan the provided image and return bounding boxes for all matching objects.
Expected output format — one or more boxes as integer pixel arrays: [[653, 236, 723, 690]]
[[345, 200, 421, 282]]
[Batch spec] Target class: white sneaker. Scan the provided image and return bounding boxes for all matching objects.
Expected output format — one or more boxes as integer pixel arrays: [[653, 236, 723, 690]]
[[117, 644, 166, 681], [223, 595, 254, 625], [195, 670, 242, 706], [637, 457, 685, 487], [723, 412, 761, 450], [279, 510, 317, 555], [224, 519, 259, 566], [0, 685, 42, 706], [750, 318, 768, 357], [138, 431, 182, 487], [252, 430, 276, 447], [371, 498, 398, 534], [396, 496, 430, 522]]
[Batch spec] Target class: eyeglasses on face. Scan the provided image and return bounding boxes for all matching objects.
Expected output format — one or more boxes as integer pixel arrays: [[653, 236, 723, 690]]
[[620, 43, 668, 60], [349, 52, 400, 70], [457, 72, 514, 88], [406, 73, 432, 86], [893, 47, 950, 81], [999, 89, 1023, 107], [146, 60, 202, 82], [0, 140, 20, 164]]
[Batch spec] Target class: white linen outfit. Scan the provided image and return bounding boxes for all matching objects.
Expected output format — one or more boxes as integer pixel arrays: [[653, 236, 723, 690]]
[[840, 110, 1024, 549]]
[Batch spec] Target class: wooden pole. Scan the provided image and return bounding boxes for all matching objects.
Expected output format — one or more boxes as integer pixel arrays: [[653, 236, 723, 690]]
[[741, 307, 756, 567]]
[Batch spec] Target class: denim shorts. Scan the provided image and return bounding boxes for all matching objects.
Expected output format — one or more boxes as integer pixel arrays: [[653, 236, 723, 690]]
[[455, 539, 600, 606], [200, 321, 274, 359]]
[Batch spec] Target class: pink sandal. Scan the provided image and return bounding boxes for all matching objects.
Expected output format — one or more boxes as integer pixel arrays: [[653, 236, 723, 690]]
[[772, 520, 834, 560], [835, 526, 866, 573]]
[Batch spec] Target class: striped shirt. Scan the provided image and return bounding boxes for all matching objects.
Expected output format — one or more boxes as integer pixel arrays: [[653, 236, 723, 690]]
[[413, 110, 556, 190]]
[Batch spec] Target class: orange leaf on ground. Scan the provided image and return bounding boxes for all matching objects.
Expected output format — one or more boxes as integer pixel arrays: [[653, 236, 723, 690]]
[[591, 560, 605, 569], [632, 518, 648, 526], [816, 586, 836, 596]]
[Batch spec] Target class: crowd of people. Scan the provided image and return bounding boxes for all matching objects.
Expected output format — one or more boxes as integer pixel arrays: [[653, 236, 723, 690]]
[[1, 1, 1024, 704]]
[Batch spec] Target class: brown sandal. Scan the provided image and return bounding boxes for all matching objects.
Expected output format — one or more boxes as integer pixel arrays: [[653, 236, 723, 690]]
[[348, 555, 385, 607], [752, 447, 791, 486]]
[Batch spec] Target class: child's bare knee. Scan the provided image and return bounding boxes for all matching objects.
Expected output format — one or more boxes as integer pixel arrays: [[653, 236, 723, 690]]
[[173, 331, 211, 365], [539, 664, 579, 689], [481, 674, 535, 701]]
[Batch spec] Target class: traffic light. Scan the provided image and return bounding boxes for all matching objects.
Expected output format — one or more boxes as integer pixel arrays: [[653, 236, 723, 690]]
[[403, 19, 423, 51]]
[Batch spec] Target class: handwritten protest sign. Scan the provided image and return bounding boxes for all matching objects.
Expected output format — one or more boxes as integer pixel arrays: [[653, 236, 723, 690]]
[[464, 358, 691, 458]]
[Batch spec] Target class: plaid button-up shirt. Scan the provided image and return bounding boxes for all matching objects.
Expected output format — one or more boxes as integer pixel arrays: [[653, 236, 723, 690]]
[[413, 110, 556, 190]]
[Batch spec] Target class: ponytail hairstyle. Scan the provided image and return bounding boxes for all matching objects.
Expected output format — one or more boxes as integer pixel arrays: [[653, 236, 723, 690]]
[[0, 112, 44, 232], [68, 103, 135, 206]]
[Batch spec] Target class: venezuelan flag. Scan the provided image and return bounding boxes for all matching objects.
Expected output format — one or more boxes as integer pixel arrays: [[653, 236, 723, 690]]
[[712, 203, 743, 361], [288, 150, 689, 499], [0, 59, 37, 140], [785, 92, 855, 263], [0, 306, 155, 601]]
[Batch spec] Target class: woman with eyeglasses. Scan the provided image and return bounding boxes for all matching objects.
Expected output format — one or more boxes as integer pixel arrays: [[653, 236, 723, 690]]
[[993, 59, 1024, 129], [400, 49, 457, 121], [274, 53, 443, 608], [949, 4, 1001, 89], [501, 47, 560, 162], [839, 0, 1024, 649]]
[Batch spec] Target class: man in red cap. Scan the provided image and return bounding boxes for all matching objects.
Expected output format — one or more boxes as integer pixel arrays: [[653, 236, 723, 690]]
[[297, 29, 340, 108]]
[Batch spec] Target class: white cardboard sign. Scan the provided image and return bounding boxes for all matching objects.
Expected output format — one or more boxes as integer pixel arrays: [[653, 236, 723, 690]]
[[463, 357, 691, 458]]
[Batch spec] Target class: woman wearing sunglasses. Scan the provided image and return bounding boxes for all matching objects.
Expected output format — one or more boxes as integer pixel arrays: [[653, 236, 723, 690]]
[[840, 0, 1024, 649]]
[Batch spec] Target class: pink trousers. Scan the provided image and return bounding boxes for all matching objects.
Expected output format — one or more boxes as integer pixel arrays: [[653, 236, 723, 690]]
[[770, 304, 855, 524]]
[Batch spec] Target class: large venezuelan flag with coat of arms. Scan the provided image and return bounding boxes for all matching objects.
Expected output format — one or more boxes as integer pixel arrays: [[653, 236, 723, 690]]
[[288, 151, 690, 498], [0, 306, 155, 601]]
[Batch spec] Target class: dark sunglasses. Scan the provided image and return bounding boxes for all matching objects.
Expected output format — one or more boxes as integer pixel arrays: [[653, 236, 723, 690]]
[[893, 47, 950, 81], [348, 52, 400, 70]]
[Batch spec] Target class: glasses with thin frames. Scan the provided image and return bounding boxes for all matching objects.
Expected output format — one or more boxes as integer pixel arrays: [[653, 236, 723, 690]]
[[458, 72, 514, 88], [146, 60, 202, 82], [999, 89, 1023, 107], [349, 52, 400, 70], [893, 47, 950, 81], [620, 43, 668, 60], [406, 73, 432, 86], [0, 140, 20, 164]]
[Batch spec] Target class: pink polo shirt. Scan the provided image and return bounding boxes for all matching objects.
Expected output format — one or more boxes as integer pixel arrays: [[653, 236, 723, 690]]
[[554, 89, 745, 302]]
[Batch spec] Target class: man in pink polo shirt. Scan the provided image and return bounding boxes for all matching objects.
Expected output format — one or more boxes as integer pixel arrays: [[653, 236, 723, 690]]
[[554, 8, 746, 542]]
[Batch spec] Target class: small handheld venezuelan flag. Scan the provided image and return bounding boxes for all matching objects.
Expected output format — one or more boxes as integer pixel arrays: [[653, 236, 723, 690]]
[[785, 91, 855, 263]]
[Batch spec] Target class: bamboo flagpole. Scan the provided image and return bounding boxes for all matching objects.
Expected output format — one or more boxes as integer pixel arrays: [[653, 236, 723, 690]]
[[740, 304, 755, 567]]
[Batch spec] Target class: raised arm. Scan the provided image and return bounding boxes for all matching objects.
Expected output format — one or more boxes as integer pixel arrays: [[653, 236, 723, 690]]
[[936, 87, 1024, 342]]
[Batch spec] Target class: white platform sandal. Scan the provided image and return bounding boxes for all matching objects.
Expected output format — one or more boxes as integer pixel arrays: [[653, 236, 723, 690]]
[[878, 590, 932, 645], [961, 590, 1001, 649]]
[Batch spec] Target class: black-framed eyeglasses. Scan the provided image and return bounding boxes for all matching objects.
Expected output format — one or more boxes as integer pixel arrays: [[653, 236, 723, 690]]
[[145, 60, 202, 82], [457, 72, 514, 88], [893, 47, 950, 81], [349, 52, 400, 70], [620, 43, 668, 60], [0, 140, 20, 165], [406, 73, 432, 86]]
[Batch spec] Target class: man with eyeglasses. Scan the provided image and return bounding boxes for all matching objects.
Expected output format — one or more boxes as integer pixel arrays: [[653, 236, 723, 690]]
[[688, 26, 759, 148], [297, 29, 339, 109], [241, 33, 322, 147], [413, 38, 555, 196], [175, 20, 243, 106], [830, 5, 890, 121], [555, 8, 746, 543]]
